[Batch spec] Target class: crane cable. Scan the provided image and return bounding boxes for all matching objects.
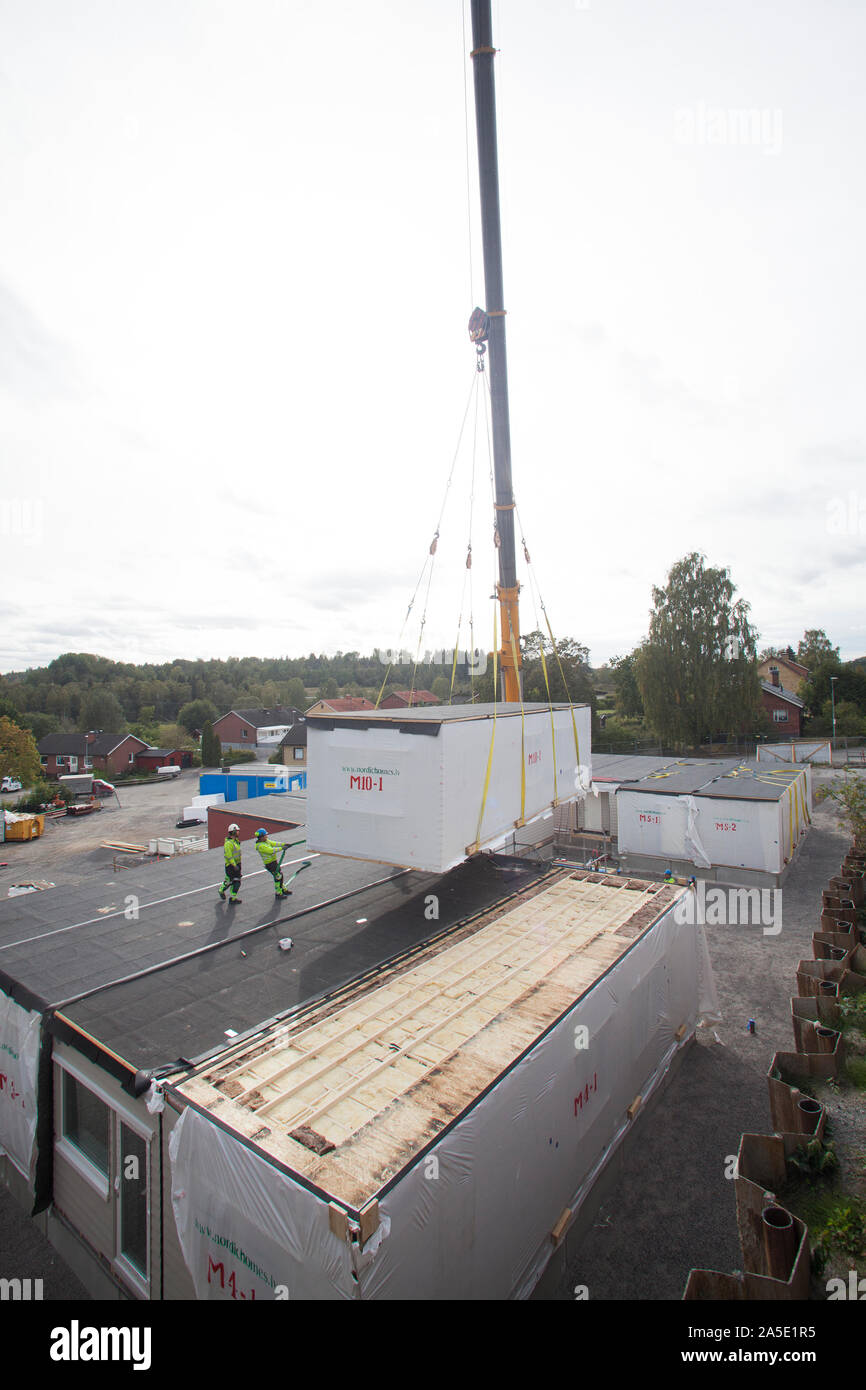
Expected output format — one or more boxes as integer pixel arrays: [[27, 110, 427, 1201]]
[[375, 368, 479, 709], [515, 501, 583, 794], [479, 376, 525, 820], [449, 379, 480, 703]]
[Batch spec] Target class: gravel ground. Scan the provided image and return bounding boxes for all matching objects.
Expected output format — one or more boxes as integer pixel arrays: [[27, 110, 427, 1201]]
[[548, 768, 857, 1299], [1, 772, 207, 890]]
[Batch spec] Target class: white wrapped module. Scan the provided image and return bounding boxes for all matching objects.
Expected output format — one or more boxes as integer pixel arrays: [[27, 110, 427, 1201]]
[[305, 703, 591, 873]]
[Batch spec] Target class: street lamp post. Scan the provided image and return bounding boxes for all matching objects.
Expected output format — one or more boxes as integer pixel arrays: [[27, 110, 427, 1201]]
[[830, 675, 838, 750]]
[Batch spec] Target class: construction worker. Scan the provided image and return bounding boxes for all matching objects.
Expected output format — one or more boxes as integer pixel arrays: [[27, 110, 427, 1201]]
[[663, 868, 677, 885], [255, 828, 289, 898], [219, 823, 243, 903]]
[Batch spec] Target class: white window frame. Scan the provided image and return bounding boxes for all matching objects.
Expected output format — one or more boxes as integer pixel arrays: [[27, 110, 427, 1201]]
[[293, 747, 305, 761], [772, 708, 789, 723], [67, 756, 78, 772], [56, 1060, 112, 1199], [113, 1111, 151, 1297], [55, 1056, 153, 1297]]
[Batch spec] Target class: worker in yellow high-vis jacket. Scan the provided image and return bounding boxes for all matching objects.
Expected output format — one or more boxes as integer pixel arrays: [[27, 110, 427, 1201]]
[[255, 828, 289, 898], [218, 823, 242, 903]]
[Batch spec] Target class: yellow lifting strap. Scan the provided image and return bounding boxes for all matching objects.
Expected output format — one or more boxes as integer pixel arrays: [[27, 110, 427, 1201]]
[[542, 606, 581, 775], [471, 606, 499, 854], [535, 627, 559, 803], [506, 621, 526, 822]]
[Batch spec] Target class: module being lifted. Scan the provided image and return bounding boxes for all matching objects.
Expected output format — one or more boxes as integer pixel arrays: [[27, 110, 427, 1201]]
[[305, 702, 591, 874]]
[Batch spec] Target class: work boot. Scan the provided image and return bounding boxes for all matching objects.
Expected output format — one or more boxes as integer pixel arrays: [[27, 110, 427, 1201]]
[[229, 897, 241, 904], [218, 889, 226, 900]]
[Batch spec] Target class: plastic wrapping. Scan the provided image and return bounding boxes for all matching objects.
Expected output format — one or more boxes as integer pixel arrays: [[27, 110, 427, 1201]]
[[0, 990, 41, 1179], [618, 773, 810, 874], [306, 705, 591, 873], [170, 1106, 356, 1299]]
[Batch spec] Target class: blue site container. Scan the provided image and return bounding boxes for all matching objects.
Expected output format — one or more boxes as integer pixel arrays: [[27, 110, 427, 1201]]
[[199, 769, 306, 800]]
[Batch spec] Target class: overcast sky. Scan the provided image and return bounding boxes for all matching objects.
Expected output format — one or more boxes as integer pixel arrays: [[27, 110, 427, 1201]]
[[2, 0, 864, 676]]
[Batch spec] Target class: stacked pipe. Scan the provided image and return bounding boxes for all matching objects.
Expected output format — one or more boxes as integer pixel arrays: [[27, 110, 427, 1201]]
[[684, 839, 866, 1300]]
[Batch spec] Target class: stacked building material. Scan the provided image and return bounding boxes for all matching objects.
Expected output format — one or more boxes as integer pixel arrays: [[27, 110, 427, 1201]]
[[685, 837, 866, 1299]]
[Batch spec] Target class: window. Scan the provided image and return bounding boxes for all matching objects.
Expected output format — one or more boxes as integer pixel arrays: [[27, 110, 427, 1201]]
[[57, 1060, 152, 1294], [67, 756, 78, 772], [60, 1070, 110, 1190], [40, 756, 48, 766], [773, 709, 788, 723], [128, 753, 134, 763], [117, 1122, 149, 1282], [293, 747, 304, 760], [241, 729, 248, 738], [84, 757, 93, 769]]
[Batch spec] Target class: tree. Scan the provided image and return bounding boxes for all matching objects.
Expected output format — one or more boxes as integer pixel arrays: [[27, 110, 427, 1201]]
[[178, 699, 218, 735], [22, 712, 60, 742], [819, 699, 866, 736], [78, 689, 127, 733], [0, 697, 27, 729], [797, 629, 839, 669], [635, 553, 759, 745], [826, 773, 866, 842], [0, 717, 41, 787], [609, 652, 644, 718], [200, 721, 222, 767], [285, 678, 307, 711]]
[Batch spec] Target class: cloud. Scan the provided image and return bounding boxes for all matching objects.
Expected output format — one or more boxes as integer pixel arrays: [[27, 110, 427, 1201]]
[[0, 281, 82, 400]]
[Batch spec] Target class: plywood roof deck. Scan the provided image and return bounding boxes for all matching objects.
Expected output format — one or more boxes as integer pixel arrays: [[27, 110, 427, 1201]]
[[178, 870, 679, 1210]]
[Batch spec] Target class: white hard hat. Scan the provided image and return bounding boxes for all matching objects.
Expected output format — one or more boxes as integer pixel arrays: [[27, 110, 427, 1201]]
[[228, 823, 240, 833]]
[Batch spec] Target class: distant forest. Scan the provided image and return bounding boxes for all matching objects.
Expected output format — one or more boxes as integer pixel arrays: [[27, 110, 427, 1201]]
[[0, 640, 595, 746]]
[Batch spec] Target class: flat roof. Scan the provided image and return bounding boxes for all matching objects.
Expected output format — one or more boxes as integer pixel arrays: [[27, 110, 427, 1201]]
[[175, 870, 679, 1210], [211, 794, 307, 824], [56, 855, 548, 1072], [619, 760, 741, 796], [0, 836, 385, 1014], [617, 759, 807, 803], [692, 764, 807, 802], [0, 823, 548, 1072], [306, 701, 586, 726], [591, 754, 692, 782]]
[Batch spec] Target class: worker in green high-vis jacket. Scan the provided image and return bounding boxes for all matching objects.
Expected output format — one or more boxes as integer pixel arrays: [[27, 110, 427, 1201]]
[[218, 823, 243, 903], [255, 828, 289, 898]]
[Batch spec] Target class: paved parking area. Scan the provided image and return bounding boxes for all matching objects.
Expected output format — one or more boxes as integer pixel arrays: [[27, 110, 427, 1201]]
[[1, 772, 207, 890]]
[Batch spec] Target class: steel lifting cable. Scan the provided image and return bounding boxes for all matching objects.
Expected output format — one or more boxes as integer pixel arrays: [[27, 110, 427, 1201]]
[[516, 513, 561, 803], [477, 372, 527, 818], [449, 381, 480, 704], [472, 589, 499, 854], [515, 500, 583, 793], [376, 368, 479, 708]]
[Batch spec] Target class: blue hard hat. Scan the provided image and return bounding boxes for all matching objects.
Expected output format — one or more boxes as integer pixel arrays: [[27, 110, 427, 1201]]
[[256, 827, 267, 837]]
